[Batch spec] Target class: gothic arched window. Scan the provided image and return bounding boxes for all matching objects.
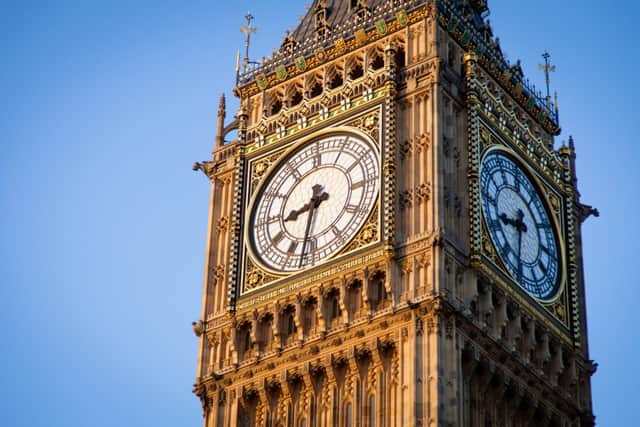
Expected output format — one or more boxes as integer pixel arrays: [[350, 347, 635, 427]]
[[369, 395, 376, 427], [345, 402, 353, 427]]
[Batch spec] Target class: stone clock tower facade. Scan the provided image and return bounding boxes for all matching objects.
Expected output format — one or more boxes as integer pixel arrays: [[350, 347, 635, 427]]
[[192, 1, 597, 426]]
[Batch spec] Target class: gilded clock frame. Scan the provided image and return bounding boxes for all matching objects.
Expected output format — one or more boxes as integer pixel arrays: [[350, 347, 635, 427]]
[[470, 114, 573, 334], [238, 105, 387, 297], [478, 144, 567, 305]]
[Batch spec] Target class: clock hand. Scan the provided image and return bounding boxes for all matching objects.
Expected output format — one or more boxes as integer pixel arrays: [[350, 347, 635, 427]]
[[514, 209, 528, 233], [499, 212, 517, 228], [516, 221, 524, 281], [299, 199, 316, 268], [499, 209, 528, 281], [284, 189, 330, 222], [299, 185, 330, 268], [499, 211, 528, 233], [284, 203, 310, 222], [513, 209, 527, 281]]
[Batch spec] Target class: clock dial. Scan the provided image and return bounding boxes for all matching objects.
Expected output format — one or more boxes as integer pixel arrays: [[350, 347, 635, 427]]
[[480, 151, 560, 300], [250, 133, 379, 272]]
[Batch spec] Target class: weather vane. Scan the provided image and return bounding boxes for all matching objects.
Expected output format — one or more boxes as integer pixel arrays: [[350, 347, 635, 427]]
[[237, 12, 258, 84], [538, 50, 556, 103]]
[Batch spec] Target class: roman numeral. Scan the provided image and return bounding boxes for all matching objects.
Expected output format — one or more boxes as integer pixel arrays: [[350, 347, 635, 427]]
[[538, 259, 548, 274], [308, 238, 317, 253], [500, 170, 508, 185], [287, 241, 298, 254], [536, 221, 551, 230], [483, 192, 497, 206], [351, 180, 365, 190], [256, 216, 279, 227], [346, 160, 359, 173], [501, 242, 512, 257], [345, 204, 362, 214], [264, 189, 288, 201], [271, 231, 285, 246], [333, 144, 346, 166], [490, 176, 501, 191], [285, 163, 301, 180], [488, 219, 502, 231], [309, 143, 322, 167]]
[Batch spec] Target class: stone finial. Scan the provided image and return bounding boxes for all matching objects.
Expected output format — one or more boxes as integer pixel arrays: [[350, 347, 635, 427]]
[[218, 93, 226, 117], [216, 94, 226, 149]]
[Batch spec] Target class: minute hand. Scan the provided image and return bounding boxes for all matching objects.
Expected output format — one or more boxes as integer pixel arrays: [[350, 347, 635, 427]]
[[516, 223, 523, 281], [299, 196, 317, 268], [513, 209, 527, 281], [298, 185, 329, 268]]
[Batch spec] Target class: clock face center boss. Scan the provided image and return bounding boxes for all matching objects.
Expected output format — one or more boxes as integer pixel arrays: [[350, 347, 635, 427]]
[[249, 132, 380, 273]]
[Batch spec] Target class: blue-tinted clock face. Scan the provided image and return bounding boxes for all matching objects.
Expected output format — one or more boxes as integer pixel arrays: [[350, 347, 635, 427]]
[[480, 151, 560, 300]]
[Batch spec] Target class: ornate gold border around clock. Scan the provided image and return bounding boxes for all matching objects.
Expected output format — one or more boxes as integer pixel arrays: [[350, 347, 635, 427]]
[[243, 127, 382, 276], [239, 108, 386, 297], [479, 136, 569, 312]]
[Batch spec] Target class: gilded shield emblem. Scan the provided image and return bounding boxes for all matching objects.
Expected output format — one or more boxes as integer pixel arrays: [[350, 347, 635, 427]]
[[256, 73, 268, 90], [396, 10, 408, 26], [375, 19, 387, 35], [276, 65, 288, 81], [295, 56, 307, 72]]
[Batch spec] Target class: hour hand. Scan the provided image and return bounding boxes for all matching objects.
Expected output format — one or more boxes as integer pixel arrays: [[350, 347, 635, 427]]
[[499, 212, 515, 227], [284, 203, 310, 222], [499, 211, 527, 233]]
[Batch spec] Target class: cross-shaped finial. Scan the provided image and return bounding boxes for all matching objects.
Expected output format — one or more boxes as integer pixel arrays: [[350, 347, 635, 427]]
[[241, 12, 256, 34], [240, 12, 258, 74], [538, 50, 556, 102]]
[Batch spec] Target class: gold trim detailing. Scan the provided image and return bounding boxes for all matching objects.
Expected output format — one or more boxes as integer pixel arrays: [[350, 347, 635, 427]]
[[245, 86, 387, 155], [240, 110, 384, 297], [236, 248, 386, 311], [250, 151, 285, 193], [342, 205, 380, 254], [244, 258, 282, 293]]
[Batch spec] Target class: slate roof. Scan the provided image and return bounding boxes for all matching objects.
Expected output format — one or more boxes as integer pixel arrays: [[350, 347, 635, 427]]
[[289, 0, 391, 45]]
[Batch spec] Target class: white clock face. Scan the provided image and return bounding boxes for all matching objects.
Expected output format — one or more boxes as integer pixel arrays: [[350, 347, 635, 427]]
[[480, 151, 560, 301], [250, 133, 379, 272]]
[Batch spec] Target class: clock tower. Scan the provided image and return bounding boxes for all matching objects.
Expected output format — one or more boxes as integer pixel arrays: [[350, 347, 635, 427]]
[[193, 1, 597, 426]]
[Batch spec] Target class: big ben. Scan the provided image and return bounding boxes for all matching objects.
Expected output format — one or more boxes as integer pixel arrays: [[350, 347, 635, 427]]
[[192, 1, 597, 426]]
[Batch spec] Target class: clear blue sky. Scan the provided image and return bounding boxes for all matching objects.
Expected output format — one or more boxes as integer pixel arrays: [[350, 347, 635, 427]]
[[1, 1, 637, 426]]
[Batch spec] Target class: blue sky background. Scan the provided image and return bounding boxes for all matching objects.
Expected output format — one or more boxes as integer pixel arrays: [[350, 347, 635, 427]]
[[1, 1, 637, 426]]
